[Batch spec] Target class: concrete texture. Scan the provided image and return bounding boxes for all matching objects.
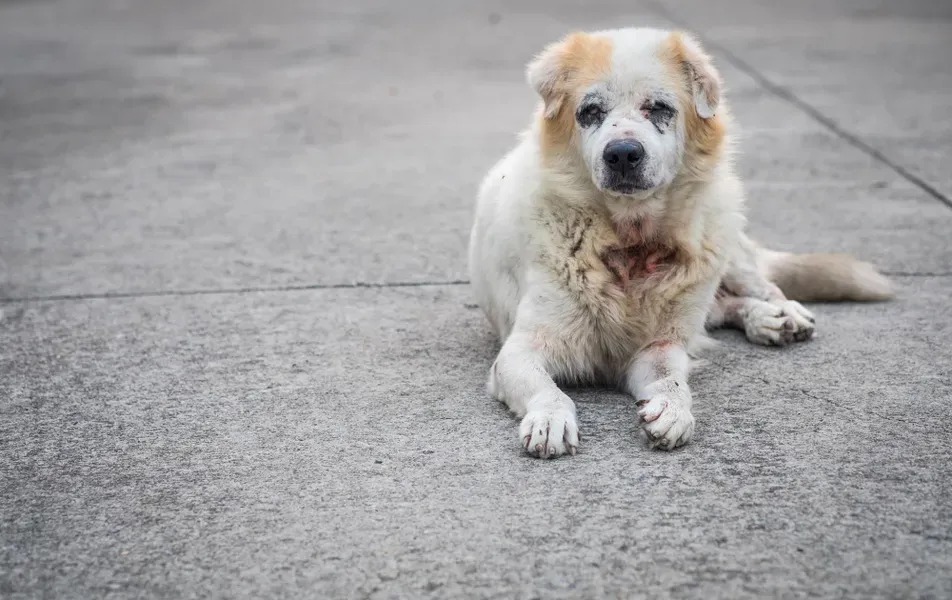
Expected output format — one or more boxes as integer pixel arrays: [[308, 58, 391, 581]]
[[1, 1, 950, 598]]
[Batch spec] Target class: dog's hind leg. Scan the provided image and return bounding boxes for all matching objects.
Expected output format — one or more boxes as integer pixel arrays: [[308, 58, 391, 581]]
[[711, 233, 818, 346], [706, 287, 814, 346]]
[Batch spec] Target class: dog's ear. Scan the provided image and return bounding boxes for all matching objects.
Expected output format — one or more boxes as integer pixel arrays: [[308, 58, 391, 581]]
[[670, 32, 721, 119], [526, 35, 574, 119], [527, 32, 606, 119]]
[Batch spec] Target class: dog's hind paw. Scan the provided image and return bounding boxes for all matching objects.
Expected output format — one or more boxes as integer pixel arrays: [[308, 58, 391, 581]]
[[743, 299, 815, 346]]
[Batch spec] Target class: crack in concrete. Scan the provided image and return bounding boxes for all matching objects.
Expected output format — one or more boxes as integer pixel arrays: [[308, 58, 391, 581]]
[[0, 279, 471, 304]]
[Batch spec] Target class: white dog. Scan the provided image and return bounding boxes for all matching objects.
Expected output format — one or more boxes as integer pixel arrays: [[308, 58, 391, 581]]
[[467, 27, 893, 458]]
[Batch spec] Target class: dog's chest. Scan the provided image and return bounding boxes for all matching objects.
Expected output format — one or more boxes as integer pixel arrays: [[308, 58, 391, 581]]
[[592, 242, 683, 315], [544, 214, 687, 338]]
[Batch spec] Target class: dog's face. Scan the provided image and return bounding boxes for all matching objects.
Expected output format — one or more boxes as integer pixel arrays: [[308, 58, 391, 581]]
[[528, 28, 724, 198], [573, 67, 684, 195]]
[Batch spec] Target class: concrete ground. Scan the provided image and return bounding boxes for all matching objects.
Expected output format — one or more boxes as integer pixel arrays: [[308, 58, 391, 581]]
[[2, 0, 950, 597]]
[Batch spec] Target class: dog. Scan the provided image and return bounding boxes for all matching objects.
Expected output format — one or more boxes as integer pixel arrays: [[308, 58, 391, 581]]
[[467, 27, 893, 458]]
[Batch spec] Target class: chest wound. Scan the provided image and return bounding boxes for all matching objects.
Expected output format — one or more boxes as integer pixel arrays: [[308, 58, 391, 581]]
[[603, 244, 673, 285]]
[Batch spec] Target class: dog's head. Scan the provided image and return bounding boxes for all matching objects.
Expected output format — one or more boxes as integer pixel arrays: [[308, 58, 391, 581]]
[[528, 28, 726, 199]]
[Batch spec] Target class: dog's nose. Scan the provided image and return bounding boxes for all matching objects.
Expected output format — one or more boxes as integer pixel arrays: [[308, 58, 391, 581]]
[[603, 139, 645, 173]]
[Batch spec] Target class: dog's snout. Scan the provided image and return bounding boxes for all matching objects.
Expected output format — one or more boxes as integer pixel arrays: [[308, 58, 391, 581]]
[[603, 139, 645, 173]]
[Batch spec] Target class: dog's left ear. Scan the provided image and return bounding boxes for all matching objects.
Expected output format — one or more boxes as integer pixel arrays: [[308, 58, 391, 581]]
[[668, 32, 721, 119]]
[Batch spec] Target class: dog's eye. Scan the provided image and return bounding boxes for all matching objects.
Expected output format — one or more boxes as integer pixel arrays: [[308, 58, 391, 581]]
[[577, 103, 606, 127], [648, 101, 675, 115], [644, 101, 676, 132]]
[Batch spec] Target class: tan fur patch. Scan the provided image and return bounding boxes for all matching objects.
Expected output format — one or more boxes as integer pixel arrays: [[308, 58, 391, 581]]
[[656, 32, 726, 166], [537, 33, 614, 157]]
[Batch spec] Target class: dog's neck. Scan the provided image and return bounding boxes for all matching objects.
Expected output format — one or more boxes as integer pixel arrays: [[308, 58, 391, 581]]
[[611, 201, 665, 240]]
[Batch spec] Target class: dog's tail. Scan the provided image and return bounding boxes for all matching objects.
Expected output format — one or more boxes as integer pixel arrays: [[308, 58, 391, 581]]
[[762, 250, 894, 302]]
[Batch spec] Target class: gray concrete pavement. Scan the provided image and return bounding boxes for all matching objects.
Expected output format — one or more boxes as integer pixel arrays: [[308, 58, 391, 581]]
[[2, 1, 950, 598]]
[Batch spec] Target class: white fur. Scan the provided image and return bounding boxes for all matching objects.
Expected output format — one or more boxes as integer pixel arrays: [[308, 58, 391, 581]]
[[467, 27, 887, 458], [470, 28, 746, 457]]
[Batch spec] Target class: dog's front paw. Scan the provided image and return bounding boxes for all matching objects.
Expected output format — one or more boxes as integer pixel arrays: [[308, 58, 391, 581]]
[[744, 300, 815, 346], [636, 394, 694, 450], [519, 407, 580, 459]]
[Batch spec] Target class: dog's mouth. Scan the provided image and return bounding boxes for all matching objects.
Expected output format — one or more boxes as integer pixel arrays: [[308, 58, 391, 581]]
[[597, 162, 655, 196], [601, 176, 654, 196]]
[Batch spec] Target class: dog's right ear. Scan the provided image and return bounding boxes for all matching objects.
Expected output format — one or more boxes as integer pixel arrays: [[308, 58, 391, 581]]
[[526, 37, 571, 119], [527, 32, 603, 120]]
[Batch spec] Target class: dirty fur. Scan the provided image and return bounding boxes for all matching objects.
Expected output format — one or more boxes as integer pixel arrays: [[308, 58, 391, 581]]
[[467, 27, 893, 458]]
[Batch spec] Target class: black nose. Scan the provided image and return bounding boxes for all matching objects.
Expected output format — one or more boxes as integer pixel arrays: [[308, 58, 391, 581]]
[[603, 139, 645, 173]]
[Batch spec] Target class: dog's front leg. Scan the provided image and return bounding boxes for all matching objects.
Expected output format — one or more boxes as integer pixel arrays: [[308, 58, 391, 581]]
[[626, 341, 695, 450], [489, 330, 580, 459]]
